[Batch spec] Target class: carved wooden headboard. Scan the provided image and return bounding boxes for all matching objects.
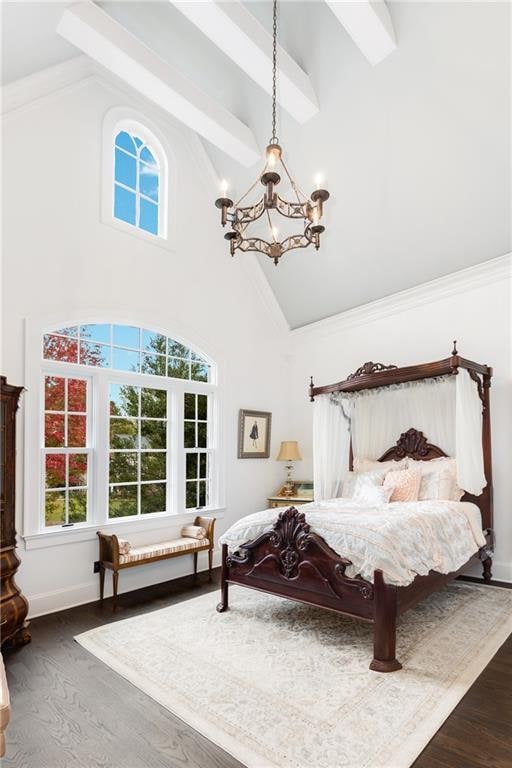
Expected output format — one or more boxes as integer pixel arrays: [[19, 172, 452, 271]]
[[378, 428, 447, 463]]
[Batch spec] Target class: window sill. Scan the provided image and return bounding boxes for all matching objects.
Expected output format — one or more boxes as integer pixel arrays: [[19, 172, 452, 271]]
[[21, 508, 226, 550]]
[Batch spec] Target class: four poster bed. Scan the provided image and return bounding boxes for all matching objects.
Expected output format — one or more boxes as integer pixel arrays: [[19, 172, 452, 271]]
[[217, 345, 494, 672]]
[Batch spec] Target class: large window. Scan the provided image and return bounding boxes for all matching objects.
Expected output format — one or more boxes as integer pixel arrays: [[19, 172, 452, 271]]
[[114, 129, 161, 236], [35, 322, 216, 532]]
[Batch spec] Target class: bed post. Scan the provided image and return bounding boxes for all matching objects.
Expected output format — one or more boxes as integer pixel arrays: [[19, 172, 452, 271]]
[[216, 543, 229, 613], [370, 570, 402, 673]]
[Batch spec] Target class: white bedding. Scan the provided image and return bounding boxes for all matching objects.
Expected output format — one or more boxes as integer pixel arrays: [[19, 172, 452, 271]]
[[219, 499, 486, 587]]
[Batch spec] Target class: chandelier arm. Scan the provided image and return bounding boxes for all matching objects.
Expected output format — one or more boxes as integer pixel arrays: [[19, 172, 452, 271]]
[[234, 197, 267, 226], [280, 157, 309, 204], [265, 208, 277, 242], [234, 168, 266, 208], [275, 196, 309, 219]]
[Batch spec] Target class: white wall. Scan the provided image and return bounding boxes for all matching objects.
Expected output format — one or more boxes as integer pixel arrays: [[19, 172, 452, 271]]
[[1, 75, 291, 616], [288, 258, 512, 582]]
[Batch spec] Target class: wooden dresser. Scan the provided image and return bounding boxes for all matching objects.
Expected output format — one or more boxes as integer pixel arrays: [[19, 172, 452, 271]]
[[1, 377, 30, 648]]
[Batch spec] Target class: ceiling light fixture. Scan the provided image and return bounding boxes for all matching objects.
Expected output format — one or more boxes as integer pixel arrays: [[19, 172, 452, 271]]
[[214, 0, 329, 265]]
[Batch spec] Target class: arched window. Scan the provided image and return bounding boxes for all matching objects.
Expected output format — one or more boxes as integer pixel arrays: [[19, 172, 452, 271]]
[[29, 322, 217, 535], [113, 126, 163, 237]]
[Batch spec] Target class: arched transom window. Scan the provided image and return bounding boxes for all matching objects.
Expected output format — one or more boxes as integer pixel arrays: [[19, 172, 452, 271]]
[[114, 129, 161, 236], [35, 323, 217, 533]]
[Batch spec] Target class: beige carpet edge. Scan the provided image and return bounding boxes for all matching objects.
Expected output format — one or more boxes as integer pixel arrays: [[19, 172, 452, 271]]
[[382, 611, 512, 768]]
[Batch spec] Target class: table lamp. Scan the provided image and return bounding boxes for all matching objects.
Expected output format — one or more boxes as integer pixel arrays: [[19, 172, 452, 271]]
[[276, 441, 302, 497]]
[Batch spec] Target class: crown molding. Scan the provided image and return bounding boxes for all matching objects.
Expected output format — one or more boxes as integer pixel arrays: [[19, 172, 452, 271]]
[[291, 253, 512, 339]]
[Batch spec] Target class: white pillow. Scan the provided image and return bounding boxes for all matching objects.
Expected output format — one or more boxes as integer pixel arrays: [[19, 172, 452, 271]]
[[353, 457, 408, 474], [342, 469, 387, 499], [408, 458, 464, 501], [353, 484, 393, 505]]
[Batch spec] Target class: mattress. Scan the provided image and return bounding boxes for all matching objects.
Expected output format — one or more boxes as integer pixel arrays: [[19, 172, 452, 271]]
[[219, 498, 486, 587]]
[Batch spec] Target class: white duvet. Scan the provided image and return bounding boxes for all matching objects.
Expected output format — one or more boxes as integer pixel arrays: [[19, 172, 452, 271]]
[[219, 499, 486, 586]]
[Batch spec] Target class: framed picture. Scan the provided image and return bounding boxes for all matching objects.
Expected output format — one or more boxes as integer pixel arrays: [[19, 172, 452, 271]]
[[238, 409, 272, 459]]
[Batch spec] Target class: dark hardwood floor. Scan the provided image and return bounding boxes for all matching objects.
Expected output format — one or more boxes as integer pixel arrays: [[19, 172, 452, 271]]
[[3, 571, 511, 768]]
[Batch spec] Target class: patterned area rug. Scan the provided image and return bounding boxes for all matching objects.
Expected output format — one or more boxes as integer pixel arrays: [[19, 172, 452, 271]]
[[75, 583, 512, 768]]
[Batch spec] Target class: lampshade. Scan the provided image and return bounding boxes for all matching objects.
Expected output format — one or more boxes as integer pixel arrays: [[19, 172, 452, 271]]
[[276, 441, 302, 462]]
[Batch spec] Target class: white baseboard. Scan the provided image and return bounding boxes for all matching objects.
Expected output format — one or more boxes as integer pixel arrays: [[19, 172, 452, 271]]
[[27, 551, 222, 618]]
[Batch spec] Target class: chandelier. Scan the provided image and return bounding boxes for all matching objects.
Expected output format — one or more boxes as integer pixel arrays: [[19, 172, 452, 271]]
[[214, 0, 329, 265]]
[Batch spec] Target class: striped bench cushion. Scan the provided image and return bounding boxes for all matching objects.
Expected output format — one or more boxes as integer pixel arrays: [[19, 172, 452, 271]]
[[119, 537, 209, 564]]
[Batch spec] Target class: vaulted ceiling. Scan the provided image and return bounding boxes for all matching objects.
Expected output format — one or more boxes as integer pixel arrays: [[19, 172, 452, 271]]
[[2, 1, 510, 328]]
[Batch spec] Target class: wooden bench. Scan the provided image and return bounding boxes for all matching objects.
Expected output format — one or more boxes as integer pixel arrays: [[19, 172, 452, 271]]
[[97, 516, 215, 609]]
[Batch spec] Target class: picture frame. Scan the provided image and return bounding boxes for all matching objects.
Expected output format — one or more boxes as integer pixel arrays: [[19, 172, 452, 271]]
[[238, 409, 272, 459]]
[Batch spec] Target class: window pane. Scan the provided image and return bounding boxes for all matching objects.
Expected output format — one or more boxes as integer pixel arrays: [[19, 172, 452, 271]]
[[186, 481, 197, 509], [109, 452, 138, 483], [168, 340, 189, 358], [186, 453, 197, 480], [54, 326, 78, 337], [110, 418, 138, 449], [142, 330, 166, 355], [67, 415, 87, 447], [140, 420, 166, 450], [139, 198, 158, 235], [168, 358, 189, 379], [45, 376, 65, 411], [140, 146, 157, 166], [184, 393, 196, 420], [79, 341, 110, 368], [199, 480, 206, 507], [80, 324, 110, 343], [141, 452, 166, 482], [45, 413, 65, 447], [199, 452, 207, 479], [43, 335, 78, 363], [68, 489, 87, 523], [109, 485, 138, 518], [115, 148, 136, 189], [68, 379, 87, 412], [141, 483, 166, 514], [114, 184, 136, 226], [113, 325, 140, 349], [191, 363, 209, 382], [198, 422, 207, 448], [110, 384, 139, 417], [197, 395, 208, 421], [112, 347, 140, 373], [45, 490, 66, 526], [141, 353, 167, 376], [45, 454, 66, 489], [69, 454, 88, 487], [134, 136, 143, 148], [184, 421, 195, 449], [115, 130, 136, 155], [141, 388, 166, 419], [139, 164, 159, 202]]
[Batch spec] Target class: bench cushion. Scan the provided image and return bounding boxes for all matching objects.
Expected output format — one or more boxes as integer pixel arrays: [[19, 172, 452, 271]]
[[119, 537, 209, 564]]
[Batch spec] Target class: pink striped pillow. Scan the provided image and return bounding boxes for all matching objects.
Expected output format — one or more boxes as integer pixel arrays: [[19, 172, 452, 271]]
[[383, 468, 421, 502]]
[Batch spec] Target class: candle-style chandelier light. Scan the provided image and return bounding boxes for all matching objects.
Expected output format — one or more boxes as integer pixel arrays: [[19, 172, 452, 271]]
[[214, 0, 329, 265]]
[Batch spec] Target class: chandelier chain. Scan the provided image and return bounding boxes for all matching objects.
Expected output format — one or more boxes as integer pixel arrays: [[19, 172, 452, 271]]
[[270, 0, 278, 144]]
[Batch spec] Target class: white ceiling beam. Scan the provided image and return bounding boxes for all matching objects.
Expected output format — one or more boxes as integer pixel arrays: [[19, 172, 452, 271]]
[[325, 1, 396, 65], [170, 0, 318, 124], [57, 1, 260, 166]]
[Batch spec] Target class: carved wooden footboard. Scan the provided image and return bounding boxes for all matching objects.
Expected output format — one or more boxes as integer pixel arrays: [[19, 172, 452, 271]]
[[216, 506, 402, 672]]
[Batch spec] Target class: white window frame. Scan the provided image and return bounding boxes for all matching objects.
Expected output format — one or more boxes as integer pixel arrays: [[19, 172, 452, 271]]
[[23, 317, 224, 550], [101, 108, 175, 251]]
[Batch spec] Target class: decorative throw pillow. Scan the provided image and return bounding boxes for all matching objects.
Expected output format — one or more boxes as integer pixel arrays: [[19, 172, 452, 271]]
[[353, 457, 408, 474], [342, 469, 387, 499], [117, 538, 131, 555], [353, 484, 393, 505], [383, 468, 422, 502], [408, 458, 463, 501], [181, 524, 207, 540]]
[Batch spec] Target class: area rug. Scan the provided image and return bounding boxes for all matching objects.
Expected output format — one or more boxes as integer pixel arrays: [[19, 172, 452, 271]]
[[75, 583, 512, 768]]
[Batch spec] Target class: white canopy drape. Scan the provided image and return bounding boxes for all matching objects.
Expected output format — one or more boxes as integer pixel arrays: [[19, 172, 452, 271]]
[[313, 370, 486, 499], [313, 394, 351, 501]]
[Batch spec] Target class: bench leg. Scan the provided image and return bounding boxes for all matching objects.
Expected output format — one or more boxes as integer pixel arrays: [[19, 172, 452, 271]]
[[216, 544, 229, 613], [99, 565, 105, 602], [193, 552, 198, 580], [112, 570, 119, 611], [208, 549, 213, 583]]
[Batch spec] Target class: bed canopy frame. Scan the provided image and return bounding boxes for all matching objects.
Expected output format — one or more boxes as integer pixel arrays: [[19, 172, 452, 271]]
[[217, 343, 494, 673]]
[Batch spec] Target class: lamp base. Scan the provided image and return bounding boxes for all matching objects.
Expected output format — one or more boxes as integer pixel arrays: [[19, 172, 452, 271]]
[[281, 463, 295, 497]]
